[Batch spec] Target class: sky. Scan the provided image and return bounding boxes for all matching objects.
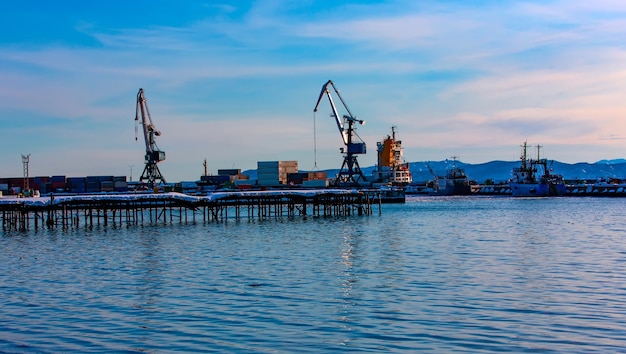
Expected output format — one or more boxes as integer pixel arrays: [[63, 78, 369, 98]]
[[1, 1, 625, 182]]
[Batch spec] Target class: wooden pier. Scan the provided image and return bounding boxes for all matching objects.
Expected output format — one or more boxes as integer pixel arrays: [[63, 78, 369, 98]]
[[0, 190, 379, 231]]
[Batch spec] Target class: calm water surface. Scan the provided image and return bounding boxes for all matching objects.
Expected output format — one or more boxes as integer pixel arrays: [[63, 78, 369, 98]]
[[1, 196, 625, 352]]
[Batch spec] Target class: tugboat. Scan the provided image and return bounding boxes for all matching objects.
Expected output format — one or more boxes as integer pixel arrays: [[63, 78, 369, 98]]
[[509, 142, 565, 197], [420, 157, 472, 195], [440, 156, 472, 195]]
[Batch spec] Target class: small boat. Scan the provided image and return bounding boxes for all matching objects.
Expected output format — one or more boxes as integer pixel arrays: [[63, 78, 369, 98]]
[[421, 157, 472, 196], [377, 185, 406, 203], [440, 157, 472, 195], [509, 142, 565, 197]]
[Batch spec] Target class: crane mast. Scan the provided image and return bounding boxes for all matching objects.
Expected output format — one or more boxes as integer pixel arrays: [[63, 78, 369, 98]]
[[135, 88, 166, 187], [313, 80, 367, 185]]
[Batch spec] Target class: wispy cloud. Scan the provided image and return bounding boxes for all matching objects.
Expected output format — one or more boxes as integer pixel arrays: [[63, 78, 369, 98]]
[[1, 0, 625, 179]]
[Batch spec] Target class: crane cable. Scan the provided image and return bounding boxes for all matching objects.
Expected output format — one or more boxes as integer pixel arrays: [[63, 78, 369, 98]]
[[313, 111, 318, 170]]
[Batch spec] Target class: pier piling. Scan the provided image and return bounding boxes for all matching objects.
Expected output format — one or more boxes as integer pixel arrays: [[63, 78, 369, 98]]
[[1, 190, 377, 231]]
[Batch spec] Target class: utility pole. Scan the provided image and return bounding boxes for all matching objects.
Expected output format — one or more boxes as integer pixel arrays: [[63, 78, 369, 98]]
[[129, 164, 134, 182], [22, 154, 30, 193]]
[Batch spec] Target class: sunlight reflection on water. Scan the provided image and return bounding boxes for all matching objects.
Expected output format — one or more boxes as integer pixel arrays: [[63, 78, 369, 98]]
[[1, 197, 625, 352]]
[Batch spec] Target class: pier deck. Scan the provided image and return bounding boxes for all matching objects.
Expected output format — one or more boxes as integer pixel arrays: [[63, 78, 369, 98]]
[[0, 190, 379, 231]]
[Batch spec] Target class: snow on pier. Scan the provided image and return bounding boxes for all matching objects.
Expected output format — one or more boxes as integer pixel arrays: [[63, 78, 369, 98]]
[[1, 190, 378, 231]]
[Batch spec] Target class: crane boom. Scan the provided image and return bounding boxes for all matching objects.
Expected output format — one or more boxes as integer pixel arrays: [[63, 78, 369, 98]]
[[313, 80, 367, 185], [313, 80, 364, 146], [135, 88, 166, 186]]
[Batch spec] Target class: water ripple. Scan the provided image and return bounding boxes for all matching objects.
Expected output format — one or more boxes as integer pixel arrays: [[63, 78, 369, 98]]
[[1, 197, 626, 352]]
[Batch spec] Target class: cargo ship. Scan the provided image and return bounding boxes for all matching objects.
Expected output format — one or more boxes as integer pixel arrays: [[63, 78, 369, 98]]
[[509, 142, 566, 197], [366, 127, 411, 202], [371, 127, 412, 185]]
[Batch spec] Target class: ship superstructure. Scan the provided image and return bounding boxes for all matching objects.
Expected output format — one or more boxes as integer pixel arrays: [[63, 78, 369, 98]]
[[441, 156, 472, 195], [372, 127, 412, 185], [509, 142, 565, 197]]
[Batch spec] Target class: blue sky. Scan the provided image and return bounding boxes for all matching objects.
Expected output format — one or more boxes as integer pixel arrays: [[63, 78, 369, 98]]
[[1, 1, 625, 181]]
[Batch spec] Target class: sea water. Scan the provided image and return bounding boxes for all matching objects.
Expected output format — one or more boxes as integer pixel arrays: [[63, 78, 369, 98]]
[[1, 196, 625, 353]]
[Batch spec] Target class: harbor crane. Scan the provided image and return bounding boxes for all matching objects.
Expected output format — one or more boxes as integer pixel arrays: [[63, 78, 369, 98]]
[[135, 88, 166, 186], [313, 80, 367, 185]]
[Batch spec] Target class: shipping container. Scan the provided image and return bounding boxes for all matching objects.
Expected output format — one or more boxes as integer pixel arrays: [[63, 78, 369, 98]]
[[51, 181, 66, 192], [69, 184, 86, 194], [86, 181, 101, 193], [50, 175, 66, 183], [100, 181, 115, 192], [257, 178, 281, 186], [66, 177, 86, 193], [217, 169, 241, 176], [8, 178, 25, 189], [257, 160, 298, 185], [114, 181, 128, 192], [98, 176, 114, 182], [308, 171, 327, 180], [234, 179, 255, 187], [258, 172, 281, 179], [86, 176, 113, 183], [34, 176, 50, 184], [32, 178, 43, 190], [67, 177, 86, 184], [257, 166, 279, 173], [303, 179, 329, 188], [258, 161, 280, 168]]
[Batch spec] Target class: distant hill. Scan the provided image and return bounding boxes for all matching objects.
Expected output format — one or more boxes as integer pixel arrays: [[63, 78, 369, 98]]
[[244, 160, 626, 183], [595, 158, 626, 164], [407, 160, 626, 183]]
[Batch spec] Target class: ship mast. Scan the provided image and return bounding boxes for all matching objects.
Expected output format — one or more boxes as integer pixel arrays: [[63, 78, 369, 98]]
[[536, 144, 542, 161], [520, 141, 528, 170]]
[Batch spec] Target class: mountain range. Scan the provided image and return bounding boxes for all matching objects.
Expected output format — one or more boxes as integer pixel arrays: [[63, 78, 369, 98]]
[[245, 159, 626, 184], [399, 159, 626, 183]]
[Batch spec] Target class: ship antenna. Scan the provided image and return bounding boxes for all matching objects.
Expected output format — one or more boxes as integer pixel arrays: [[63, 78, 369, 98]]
[[521, 141, 528, 169]]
